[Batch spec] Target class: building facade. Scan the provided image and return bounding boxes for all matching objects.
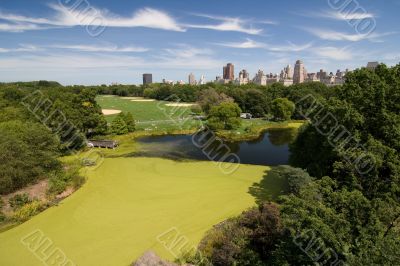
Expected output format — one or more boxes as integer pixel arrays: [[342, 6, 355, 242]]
[[223, 63, 235, 81], [293, 60, 306, 84], [188, 73, 196, 85], [143, 73, 153, 85]]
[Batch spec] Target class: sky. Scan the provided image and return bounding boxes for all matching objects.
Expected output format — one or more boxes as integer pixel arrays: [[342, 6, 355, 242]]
[[0, 0, 399, 85]]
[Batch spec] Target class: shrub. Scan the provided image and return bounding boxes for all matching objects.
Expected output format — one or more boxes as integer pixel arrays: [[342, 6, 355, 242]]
[[13, 201, 42, 222], [9, 193, 32, 210], [48, 163, 84, 195]]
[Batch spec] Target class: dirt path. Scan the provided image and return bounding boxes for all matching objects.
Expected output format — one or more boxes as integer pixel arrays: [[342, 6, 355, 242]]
[[1, 180, 48, 215]]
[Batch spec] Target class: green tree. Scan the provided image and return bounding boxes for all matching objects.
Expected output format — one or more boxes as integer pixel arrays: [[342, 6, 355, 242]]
[[270, 98, 295, 121], [121, 112, 135, 132], [110, 114, 128, 135], [207, 102, 242, 130]]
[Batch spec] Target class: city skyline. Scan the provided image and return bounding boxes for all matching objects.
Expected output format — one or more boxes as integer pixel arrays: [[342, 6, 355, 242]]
[[0, 0, 399, 84]]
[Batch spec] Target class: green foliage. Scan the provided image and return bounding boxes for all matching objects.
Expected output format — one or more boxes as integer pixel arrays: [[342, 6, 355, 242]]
[[270, 98, 295, 121], [9, 193, 32, 211], [271, 165, 314, 195], [12, 201, 42, 222], [110, 113, 128, 135], [48, 163, 84, 195], [121, 112, 135, 132], [207, 102, 242, 130], [197, 203, 282, 266], [198, 88, 234, 114], [0, 120, 61, 194]]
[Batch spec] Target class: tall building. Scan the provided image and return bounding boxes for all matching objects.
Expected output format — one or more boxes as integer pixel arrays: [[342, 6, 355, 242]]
[[143, 73, 152, 85], [293, 60, 306, 84], [188, 73, 196, 85], [199, 75, 206, 85], [366, 61, 379, 70], [253, 69, 267, 85], [236, 69, 250, 85], [223, 63, 234, 80]]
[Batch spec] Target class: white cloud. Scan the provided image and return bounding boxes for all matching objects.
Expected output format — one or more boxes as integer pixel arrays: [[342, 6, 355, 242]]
[[0, 5, 185, 32], [318, 10, 375, 20], [216, 39, 265, 49], [301, 27, 397, 42], [186, 14, 263, 35], [216, 39, 312, 51], [313, 46, 353, 60], [49, 44, 148, 52], [0, 44, 41, 53]]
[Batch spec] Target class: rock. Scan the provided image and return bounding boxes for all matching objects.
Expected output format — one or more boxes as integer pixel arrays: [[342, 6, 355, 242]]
[[133, 251, 177, 266]]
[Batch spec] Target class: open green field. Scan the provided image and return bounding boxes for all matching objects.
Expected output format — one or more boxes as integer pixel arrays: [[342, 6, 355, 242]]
[[96, 95, 201, 131], [0, 157, 285, 266]]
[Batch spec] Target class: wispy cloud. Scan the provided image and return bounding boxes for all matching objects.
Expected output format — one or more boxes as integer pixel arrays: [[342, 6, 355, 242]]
[[301, 27, 397, 42], [313, 46, 353, 60], [216, 39, 312, 52], [0, 44, 41, 53], [49, 44, 149, 52], [0, 5, 185, 32], [216, 38, 265, 48], [186, 14, 263, 35], [315, 10, 375, 20]]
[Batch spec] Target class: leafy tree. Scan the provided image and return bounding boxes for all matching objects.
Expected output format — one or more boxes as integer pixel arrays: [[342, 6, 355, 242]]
[[270, 98, 295, 121], [121, 112, 135, 132], [110, 114, 128, 135], [198, 88, 233, 114], [207, 102, 242, 130]]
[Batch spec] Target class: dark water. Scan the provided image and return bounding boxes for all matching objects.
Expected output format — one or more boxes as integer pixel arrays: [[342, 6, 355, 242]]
[[131, 128, 297, 166]]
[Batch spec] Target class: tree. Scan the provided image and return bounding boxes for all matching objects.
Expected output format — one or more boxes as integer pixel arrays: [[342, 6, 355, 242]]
[[207, 102, 242, 130], [198, 88, 233, 114], [121, 112, 135, 132], [270, 98, 295, 121], [110, 114, 128, 135]]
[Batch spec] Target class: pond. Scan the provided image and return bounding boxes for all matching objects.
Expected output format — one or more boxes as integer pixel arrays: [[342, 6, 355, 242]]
[[131, 128, 297, 166]]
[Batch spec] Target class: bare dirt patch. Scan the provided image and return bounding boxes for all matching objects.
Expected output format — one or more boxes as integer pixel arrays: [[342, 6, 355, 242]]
[[1, 180, 48, 215], [102, 109, 122, 115], [165, 103, 197, 107], [130, 99, 156, 102]]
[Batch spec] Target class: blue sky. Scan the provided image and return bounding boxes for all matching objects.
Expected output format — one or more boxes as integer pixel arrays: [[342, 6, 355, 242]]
[[0, 0, 399, 85]]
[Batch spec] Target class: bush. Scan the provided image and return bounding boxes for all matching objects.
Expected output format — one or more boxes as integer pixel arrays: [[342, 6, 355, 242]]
[[9, 193, 32, 210], [48, 163, 84, 195], [13, 201, 42, 222]]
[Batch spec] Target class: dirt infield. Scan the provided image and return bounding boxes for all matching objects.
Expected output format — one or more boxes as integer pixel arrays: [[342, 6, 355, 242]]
[[102, 109, 122, 115], [165, 103, 196, 107]]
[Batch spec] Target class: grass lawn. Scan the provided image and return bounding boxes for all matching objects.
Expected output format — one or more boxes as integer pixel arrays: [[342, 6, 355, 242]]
[[96, 95, 201, 131], [0, 157, 286, 266]]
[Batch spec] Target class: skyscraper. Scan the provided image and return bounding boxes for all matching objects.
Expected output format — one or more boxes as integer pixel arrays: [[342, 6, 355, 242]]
[[143, 73, 152, 85], [293, 60, 305, 84], [188, 73, 196, 85], [223, 63, 234, 80]]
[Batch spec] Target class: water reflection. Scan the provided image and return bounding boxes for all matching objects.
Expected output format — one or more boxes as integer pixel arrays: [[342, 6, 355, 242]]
[[130, 128, 297, 166]]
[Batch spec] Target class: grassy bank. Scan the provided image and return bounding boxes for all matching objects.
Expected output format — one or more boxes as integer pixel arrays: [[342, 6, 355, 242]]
[[0, 157, 284, 265], [215, 119, 305, 142]]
